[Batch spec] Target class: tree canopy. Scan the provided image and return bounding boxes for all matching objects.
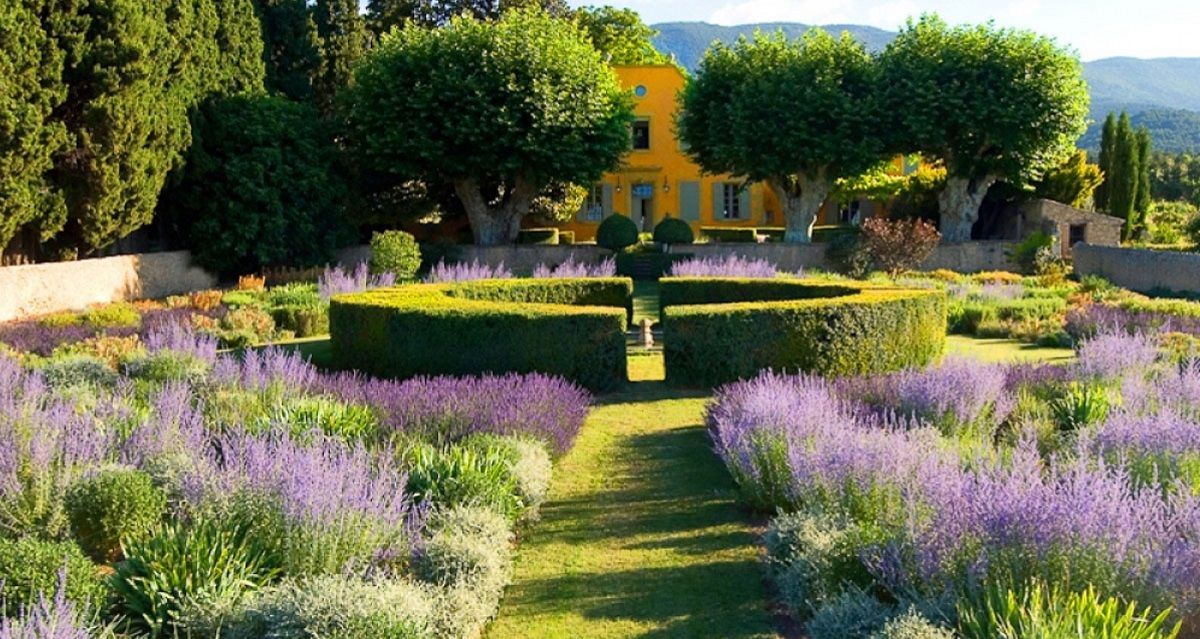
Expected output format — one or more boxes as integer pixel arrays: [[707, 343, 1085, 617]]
[[878, 15, 1089, 241], [574, 6, 669, 66], [344, 8, 633, 245], [366, 0, 570, 34], [678, 29, 884, 242]]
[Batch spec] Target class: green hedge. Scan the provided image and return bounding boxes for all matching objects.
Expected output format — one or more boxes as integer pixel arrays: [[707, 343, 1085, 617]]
[[700, 227, 759, 243], [559, 231, 576, 245], [517, 228, 560, 245], [330, 278, 633, 391], [661, 277, 946, 387]]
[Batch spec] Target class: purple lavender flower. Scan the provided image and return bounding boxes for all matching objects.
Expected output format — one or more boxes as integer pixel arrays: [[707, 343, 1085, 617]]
[[0, 569, 92, 639], [669, 255, 779, 278], [1066, 303, 1200, 341], [319, 264, 397, 301], [424, 259, 514, 283], [1075, 331, 1159, 381], [315, 371, 590, 455], [840, 357, 1011, 430], [0, 322, 97, 357], [531, 257, 617, 278]]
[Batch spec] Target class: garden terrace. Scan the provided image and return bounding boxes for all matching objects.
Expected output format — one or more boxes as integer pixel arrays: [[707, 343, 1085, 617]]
[[330, 278, 634, 391], [660, 277, 947, 387]]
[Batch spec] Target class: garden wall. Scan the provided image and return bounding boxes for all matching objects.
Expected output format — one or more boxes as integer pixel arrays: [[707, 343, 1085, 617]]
[[1074, 243, 1200, 294], [0, 251, 216, 322]]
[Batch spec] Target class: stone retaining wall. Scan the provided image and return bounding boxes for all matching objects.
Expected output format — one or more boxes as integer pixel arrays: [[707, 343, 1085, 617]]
[[0, 251, 216, 322], [1073, 244, 1200, 294]]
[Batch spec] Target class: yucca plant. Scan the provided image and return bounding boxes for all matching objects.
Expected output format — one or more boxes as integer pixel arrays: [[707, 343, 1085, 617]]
[[958, 580, 1180, 639], [1050, 382, 1117, 432]]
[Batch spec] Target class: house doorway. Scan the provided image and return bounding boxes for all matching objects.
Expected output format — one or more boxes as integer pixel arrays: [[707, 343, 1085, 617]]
[[632, 183, 655, 232]]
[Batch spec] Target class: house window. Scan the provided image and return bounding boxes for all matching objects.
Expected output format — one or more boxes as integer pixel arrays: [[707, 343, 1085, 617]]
[[632, 120, 650, 150], [1069, 223, 1086, 246], [839, 200, 861, 224], [585, 185, 605, 221], [721, 184, 743, 219]]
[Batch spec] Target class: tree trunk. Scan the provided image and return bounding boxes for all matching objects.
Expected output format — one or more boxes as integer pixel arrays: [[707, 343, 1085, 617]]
[[453, 178, 537, 246], [769, 171, 829, 244], [937, 175, 998, 242]]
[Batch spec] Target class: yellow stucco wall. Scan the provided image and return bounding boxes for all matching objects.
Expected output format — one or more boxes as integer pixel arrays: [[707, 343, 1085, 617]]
[[553, 65, 909, 241]]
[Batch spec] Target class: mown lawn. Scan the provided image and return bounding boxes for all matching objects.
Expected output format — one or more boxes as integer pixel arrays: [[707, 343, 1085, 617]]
[[484, 354, 778, 639], [945, 335, 1074, 363]]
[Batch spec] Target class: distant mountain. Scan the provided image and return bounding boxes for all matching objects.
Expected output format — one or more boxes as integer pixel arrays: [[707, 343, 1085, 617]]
[[650, 22, 1200, 153]]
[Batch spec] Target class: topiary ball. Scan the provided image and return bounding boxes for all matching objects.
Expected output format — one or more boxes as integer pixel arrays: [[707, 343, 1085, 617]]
[[595, 214, 640, 252], [370, 230, 422, 279], [0, 537, 106, 617], [66, 466, 168, 562], [653, 217, 695, 245]]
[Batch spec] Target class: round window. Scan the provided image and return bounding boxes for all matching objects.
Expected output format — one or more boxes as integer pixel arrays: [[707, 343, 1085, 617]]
[[634, 85, 648, 98]]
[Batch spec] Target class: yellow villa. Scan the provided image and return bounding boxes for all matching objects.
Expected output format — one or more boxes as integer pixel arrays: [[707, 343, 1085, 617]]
[[553, 64, 916, 242]]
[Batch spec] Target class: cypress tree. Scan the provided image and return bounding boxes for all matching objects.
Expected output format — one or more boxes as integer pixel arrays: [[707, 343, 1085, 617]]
[[1109, 112, 1139, 239], [1134, 126, 1152, 230], [1095, 112, 1117, 212], [313, 0, 368, 113], [253, 0, 322, 102], [210, 0, 268, 95], [0, 0, 69, 257], [366, 0, 419, 36]]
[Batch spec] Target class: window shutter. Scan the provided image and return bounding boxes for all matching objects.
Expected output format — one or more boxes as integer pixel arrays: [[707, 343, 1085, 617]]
[[601, 184, 614, 217], [713, 183, 725, 219], [576, 187, 590, 222], [679, 182, 700, 221], [739, 186, 751, 221]]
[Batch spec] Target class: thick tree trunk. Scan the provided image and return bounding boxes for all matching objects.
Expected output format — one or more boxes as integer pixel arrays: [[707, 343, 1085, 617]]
[[453, 178, 537, 246], [769, 172, 829, 244], [937, 175, 998, 243]]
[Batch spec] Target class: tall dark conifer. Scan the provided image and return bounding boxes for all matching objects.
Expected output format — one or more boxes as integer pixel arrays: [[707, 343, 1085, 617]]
[[253, 0, 322, 102], [1095, 112, 1117, 212], [1134, 126, 1153, 230], [1110, 112, 1140, 239]]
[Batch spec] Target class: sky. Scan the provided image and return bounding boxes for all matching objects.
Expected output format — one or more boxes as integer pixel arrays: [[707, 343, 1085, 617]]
[[566, 0, 1200, 61]]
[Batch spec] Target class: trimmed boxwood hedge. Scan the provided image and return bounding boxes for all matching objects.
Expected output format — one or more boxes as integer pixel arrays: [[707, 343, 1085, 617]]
[[661, 277, 946, 387], [700, 227, 759, 243], [517, 228, 560, 245], [330, 278, 633, 391]]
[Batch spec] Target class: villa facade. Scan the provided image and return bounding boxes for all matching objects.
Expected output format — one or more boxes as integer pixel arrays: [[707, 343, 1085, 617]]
[[552, 64, 916, 241]]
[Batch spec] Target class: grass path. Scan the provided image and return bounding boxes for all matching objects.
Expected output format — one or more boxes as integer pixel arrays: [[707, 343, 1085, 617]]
[[485, 356, 778, 639]]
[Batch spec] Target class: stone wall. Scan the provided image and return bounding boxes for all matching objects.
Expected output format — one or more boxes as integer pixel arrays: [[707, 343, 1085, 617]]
[[0, 251, 216, 322], [1074, 244, 1200, 294]]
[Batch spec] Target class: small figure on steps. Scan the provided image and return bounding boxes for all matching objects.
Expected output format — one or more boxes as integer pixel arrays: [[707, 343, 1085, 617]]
[[642, 318, 654, 349]]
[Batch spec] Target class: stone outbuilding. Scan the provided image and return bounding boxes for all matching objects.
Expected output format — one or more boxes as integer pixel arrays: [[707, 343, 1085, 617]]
[[1017, 199, 1123, 258]]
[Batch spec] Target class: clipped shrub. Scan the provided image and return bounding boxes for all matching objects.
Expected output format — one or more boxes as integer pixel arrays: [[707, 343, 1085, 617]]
[[66, 467, 167, 562], [82, 302, 141, 328], [660, 278, 947, 386], [221, 576, 436, 639], [121, 350, 212, 385], [40, 355, 117, 389], [330, 279, 632, 391], [110, 516, 282, 637], [595, 214, 639, 252], [414, 506, 514, 639], [402, 443, 524, 521], [517, 228, 560, 245], [0, 537, 106, 618], [826, 232, 872, 279], [269, 305, 329, 338], [219, 307, 276, 346], [701, 227, 758, 243], [811, 225, 859, 243], [559, 230, 576, 245], [370, 230, 423, 279], [653, 218, 695, 245]]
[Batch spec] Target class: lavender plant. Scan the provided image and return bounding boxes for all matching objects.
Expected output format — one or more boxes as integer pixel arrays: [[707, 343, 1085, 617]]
[[531, 257, 617, 278], [318, 263, 397, 301], [669, 254, 781, 278], [424, 260, 513, 283]]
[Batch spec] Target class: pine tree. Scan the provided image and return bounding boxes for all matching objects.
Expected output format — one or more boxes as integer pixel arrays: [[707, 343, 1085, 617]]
[[313, 0, 368, 112], [1109, 112, 1140, 239], [1134, 126, 1153, 231], [1095, 112, 1117, 211], [0, 0, 69, 257], [253, 0, 322, 102]]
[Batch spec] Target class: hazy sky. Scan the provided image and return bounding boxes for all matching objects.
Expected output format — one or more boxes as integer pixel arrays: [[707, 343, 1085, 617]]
[[567, 0, 1200, 61]]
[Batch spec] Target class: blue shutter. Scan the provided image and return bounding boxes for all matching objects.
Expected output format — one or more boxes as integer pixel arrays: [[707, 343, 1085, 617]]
[[679, 182, 700, 221], [713, 183, 725, 220], [601, 184, 614, 218], [739, 186, 751, 221]]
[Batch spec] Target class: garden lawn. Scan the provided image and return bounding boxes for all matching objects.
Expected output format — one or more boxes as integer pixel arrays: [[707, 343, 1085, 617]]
[[945, 335, 1073, 363], [485, 354, 777, 639]]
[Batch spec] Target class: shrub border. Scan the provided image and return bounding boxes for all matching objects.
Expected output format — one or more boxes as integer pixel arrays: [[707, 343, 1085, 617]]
[[661, 277, 947, 387], [330, 278, 633, 391]]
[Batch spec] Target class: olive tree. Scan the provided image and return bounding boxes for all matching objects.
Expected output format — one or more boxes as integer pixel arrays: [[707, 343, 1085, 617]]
[[879, 16, 1089, 241], [344, 9, 632, 245], [678, 30, 884, 243]]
